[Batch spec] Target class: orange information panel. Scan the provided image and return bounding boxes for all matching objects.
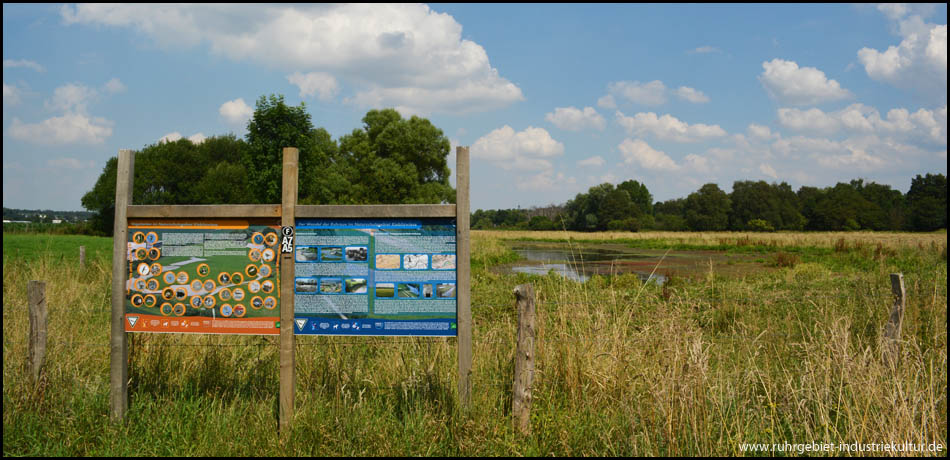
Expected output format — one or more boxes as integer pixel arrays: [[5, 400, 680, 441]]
[[124, 219, 281, 335]]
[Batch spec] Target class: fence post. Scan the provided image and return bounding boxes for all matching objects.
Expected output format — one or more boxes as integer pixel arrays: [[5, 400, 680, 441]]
[[456, 146, 472, 409], [79, 246, 86, 269], [28, 280, 48, 383], [512, 283, 536, 436], [110, 149, 134, 422], [883, 273, 905, 362], [279, 147, 298, 436]]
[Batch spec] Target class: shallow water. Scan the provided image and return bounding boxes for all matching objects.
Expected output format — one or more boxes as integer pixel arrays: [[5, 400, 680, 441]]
[[507, 245, 667, 285]]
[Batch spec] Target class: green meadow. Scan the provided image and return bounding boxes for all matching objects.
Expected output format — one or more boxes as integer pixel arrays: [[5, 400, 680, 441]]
[[3, 230, 947, 456]]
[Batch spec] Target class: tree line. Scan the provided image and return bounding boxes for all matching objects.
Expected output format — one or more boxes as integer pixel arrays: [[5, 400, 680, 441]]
[[81, 95, 455, 235], [473, 174, 947, 232]]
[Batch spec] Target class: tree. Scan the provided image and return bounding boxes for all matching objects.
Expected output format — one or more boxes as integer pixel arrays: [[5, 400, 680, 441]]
[[244, 94, 316, 204], [729, 180, 804, 231], [906, 173, 947, 231], [616, 179, 653, 217], [684, 183, 731, 231]]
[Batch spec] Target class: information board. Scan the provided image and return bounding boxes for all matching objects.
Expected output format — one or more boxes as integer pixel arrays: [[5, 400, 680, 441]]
[[124, 219, 281, 335], [293, 218, 457, 336]]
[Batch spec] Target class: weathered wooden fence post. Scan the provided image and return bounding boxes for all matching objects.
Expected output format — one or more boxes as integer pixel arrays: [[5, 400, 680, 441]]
[[28, 280, 48, 383], [457, 146, 473, 409], [279, 147, 298, 436], [512, 283, 536, 436], [110, 149, 134, 422], [79, 246, 86, 269], [883, 273, 905, 363]]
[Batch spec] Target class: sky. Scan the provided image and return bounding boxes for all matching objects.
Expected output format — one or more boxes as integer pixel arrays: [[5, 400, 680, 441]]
[[2, 3, 947, 212]]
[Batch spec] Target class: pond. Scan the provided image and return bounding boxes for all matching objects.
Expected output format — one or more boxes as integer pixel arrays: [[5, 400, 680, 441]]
[[499, 241, 771, 284]]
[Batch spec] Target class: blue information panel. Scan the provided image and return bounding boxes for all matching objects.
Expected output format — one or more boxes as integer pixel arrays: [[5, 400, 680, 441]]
[[293, 218, 457, 336]]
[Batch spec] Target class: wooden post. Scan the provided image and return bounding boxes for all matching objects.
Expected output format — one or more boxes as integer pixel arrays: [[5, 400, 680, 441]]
[[279, 147, 298, 435], [456, 146, 472, 409], [79, 246, 86, 269], [884, 273, 905, 362], [110, 149, 134, 422], [28, 280, 48, 383], [511, 283, 536, 436]]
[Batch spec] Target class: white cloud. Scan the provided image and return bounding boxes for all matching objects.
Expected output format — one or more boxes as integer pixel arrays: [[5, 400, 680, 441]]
[[747, 123, 776, 140], [597, 94, 616, 109], [45, 83, 98, 113], [471, 125, 563, 171], [777, 103, 947, 144], [675, 86, 710, 103], [60, 4, 524, 115], [618, 138, 679, 171], [3, 59, 45, 72], [615, 110, 727, 143], [188, 132, 207, 144], [689, 45, 721, 54], [219, 98, 253, 126], [759, 163, 778, 179], [9, 114, 113, 145], [545, 106, 606, 131], [160, 131, 208, 144], [577, 155, 605, 167], [857, 10, 946, 97], [287, 71, 339, 101], [3, 82, 21, 106], [606, 80, 667, 106], [516, 170, 576, 191], [103, 77, 127, 94], [759, 58, 852, 105]]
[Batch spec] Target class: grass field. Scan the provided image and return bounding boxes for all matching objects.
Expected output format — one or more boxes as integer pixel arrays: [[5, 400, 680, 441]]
[[3, 230, 947, 456]]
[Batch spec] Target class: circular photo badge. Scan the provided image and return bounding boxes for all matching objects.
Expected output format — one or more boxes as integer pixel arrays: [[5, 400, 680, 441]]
[[173, 303, 186, 317], [190, 280, 203, 293], [263, 297, 276, 310], [190, 296, 203, 309], [144, 295, 157, 308], [131, 294, 144, 307], [261, 249, 275, 263], [150, 263, 162, 276], [218, 272, 231, 285], [146, 232, 158, 245], [248, 248, 261, 262], [136, 263, 150, 277], [219, 289, 232, 301], [135, 248, 147, 261], [245, 264, 259, 278], [248, 280, 261, 293], [230, 272, 244, 286], [175, 288, 188, 301], [197, 263, 210, 277], [147, 279, 160, 291], [261, 280, 274, 293], [162, 288, 175, 301], [132, 232, 146, 244], [148, 247, 161, 260], [251, 232, 265, 245], [163, 272, 176, 285], [203, 280, 216, 293], [134, 279, 146, 291], [250, 296, 264, 309], [264, 232, 278, 247], [232, 288, 245, 302], [176, 271, 189, 284], [233, 304, 247, 318], [160, 303, 173, 316], [259, 264, 272, 278], [219, 304, 233, 317], [203, 295, 216, 309]]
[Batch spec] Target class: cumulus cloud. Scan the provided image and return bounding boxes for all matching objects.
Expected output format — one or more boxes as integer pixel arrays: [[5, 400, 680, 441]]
[[3, 59, 45, 72], [516, 170, 576, 191], [471, 125, 563, 171], [103, 77, 127, 94], [60, 4, 524, 115], [759, 58, 852, 105], [219, 98, 253, 126], [688, 45, 721, 54], [606, 80, 668, 106], [44, 83, 98, 113], [3, 82, 21, 106], [857, 7, 946, 97], [759, 163, 778, 179], [9, 114, 113, 145], [747, 123, 777, 141], [674, 86, 710, 103], [545, 106, 606, 131], [777, 103, 947, 144], [616, 110, 727, 143], [287, 71, 339, 101], [596, 94, 616, 109], [577, 155, 605, 167], [618, 138, 679, 171]]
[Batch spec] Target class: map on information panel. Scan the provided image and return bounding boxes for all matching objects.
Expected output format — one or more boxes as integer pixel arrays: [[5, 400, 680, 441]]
[[124, 219, 281, 335], [293, 218, 457, 336]]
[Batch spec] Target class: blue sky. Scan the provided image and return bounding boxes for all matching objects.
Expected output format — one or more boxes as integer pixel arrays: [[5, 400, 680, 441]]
[[3, 3, 947, 212]]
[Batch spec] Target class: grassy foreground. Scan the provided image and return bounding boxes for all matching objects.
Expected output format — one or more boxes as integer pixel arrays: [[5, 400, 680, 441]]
[[3, 230, 947, 456]]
